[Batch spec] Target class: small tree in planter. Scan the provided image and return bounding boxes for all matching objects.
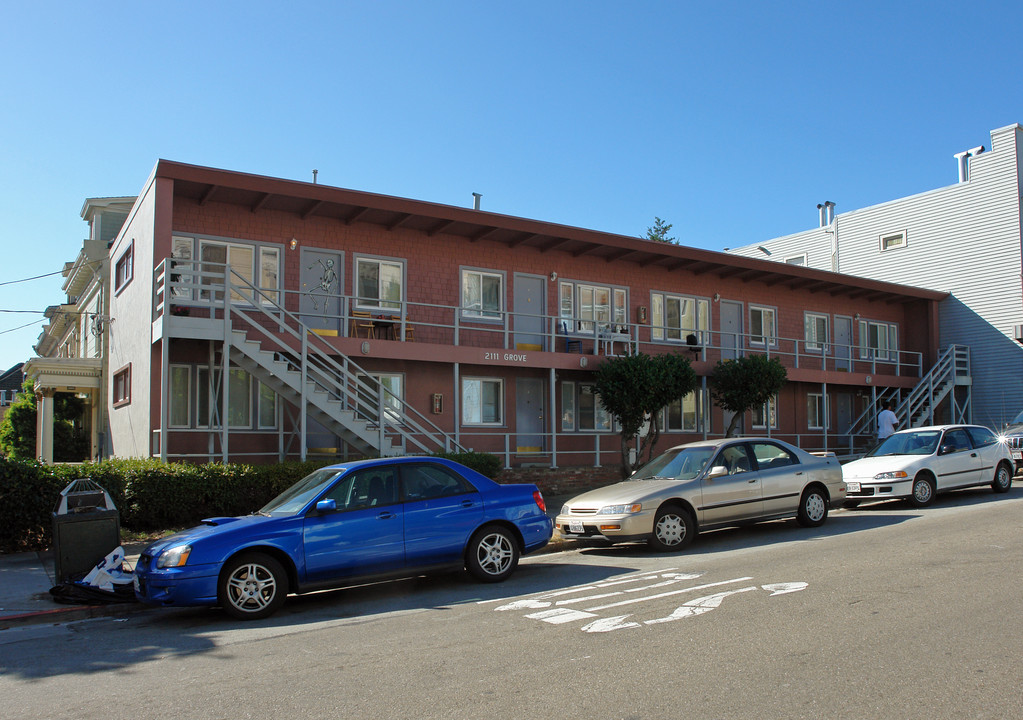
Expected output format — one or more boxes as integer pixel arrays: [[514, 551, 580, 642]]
[[710, 355, 788, 437]]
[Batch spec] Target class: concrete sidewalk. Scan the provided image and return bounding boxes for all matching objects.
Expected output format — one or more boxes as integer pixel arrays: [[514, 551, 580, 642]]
[[0, 494, 579, 629]]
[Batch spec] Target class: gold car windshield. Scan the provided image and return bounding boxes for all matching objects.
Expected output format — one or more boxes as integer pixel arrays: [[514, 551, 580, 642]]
[[633, 446, 716, 481]]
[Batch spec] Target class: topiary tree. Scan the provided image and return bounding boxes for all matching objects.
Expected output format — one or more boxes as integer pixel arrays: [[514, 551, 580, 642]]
[[593, 351, 697, 476], [709, 354, 788, 437]]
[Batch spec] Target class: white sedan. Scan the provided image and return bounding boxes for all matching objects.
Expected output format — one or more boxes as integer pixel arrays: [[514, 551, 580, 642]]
[[842, 424, 1014, 508]]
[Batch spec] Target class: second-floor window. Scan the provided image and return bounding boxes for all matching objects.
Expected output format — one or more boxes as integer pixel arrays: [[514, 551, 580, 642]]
[[750, 306, 777, 346], [461, 268, 503, 320], [559, 282, 627, 334], [859, 319, 898, 361], [650, 292, 710, 343], [356, 256, 403, 310], [197, 239, 280, 304], [804, 313, 829, 353]]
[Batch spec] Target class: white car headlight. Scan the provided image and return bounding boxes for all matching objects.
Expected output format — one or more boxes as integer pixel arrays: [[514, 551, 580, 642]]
[[599, 503, 642, 515], [873, 471, 909, 481], [156, 544, 192, 568], [561, 504, 571, 515]]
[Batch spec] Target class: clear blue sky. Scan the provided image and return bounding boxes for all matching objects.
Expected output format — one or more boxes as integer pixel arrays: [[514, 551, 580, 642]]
[[2, 1, 1021, 371]]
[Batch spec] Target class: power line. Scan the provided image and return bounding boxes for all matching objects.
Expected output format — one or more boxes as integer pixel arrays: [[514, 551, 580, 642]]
[[0, 319, 43, 336], [0, 259, 105, 288]]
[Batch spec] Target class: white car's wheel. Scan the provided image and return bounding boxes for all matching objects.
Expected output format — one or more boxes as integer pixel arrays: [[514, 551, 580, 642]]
[[907, 475, 935, 508], [992, 462, 1013, 493]]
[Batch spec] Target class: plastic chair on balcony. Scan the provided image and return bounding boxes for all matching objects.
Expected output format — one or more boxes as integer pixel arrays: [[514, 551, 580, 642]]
[[351, 310, 375, 338]]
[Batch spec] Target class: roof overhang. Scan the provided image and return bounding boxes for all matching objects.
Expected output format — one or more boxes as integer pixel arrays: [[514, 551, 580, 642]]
[[154, 160, 949, 306], [23, 357, 102, 391]]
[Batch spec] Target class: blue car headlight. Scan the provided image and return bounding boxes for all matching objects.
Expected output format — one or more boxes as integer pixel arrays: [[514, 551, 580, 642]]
[[156, 544, 192, 568], [599, 503, 642, 515]]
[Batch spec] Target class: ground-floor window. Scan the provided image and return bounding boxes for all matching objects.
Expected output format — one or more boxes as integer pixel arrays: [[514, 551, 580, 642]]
[[561, 381, 611, 431], [807, 393, 829, 430], [165, 365, 277, 430], [661, 389, 706, 432], [359, 373, 404, 424], [462, 377, 502, 425], [752, 394, 778, 429]]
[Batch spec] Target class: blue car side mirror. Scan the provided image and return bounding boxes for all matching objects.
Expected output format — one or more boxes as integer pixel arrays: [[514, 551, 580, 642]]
[[315, 499, 337, 513]]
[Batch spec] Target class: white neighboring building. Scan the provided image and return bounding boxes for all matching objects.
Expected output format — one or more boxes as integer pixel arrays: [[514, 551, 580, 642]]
[[729, 123, 1023, 429]]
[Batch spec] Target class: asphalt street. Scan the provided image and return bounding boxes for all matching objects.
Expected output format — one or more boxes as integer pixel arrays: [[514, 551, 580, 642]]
[[2, 487, 1022, 720]]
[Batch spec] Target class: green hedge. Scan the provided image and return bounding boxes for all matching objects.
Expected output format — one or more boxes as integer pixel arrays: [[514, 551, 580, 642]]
[[0, 452, 502, 554]]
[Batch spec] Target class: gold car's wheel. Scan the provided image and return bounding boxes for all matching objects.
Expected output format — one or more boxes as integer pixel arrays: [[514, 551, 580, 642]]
[[797, 486, 828, 527], [649, 504, 694, 552]]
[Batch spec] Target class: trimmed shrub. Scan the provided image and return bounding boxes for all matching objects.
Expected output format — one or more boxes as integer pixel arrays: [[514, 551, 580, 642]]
[[432, 451, 502, 479]]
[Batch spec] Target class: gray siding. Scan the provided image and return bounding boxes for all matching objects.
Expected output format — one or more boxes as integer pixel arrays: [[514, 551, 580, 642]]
[[731, 124, 1023, 428]]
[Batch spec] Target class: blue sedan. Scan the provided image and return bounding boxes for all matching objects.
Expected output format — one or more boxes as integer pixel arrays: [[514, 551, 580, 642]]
[[134, 457, 553, 619]]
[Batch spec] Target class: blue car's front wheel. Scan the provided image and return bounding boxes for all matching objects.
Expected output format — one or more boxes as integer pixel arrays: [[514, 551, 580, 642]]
[[466, 525, 519, 582], [219, 553, 287, 620]]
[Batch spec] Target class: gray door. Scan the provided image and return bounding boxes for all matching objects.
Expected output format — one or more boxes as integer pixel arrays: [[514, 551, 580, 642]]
[[720, 300, 743, 360], [515, 378, 544, 452], [300, 249, 343, 334], [513, 274, 546, 350], [834, 315, 852, 371]]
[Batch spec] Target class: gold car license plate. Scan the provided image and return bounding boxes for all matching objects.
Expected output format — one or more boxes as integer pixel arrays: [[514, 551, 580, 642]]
[[569, 521, 584, 534]]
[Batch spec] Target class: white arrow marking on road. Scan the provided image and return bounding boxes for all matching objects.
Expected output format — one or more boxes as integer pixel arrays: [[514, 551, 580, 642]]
[[492, 569, 698, 611], [644, 586, 758, 625], [581, 615, 641, 633], [525, 608, 599, 624], [584, 577, 754, 612], [761, 582, 808, 596]]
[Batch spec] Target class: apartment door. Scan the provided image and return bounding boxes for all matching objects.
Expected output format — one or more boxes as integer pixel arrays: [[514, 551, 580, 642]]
[[300, 249, 343, 334], [513, 274, 546, 350], [515, 378, 545, 452], [720, 300, 743, 360], [834, 315, 853, 371]]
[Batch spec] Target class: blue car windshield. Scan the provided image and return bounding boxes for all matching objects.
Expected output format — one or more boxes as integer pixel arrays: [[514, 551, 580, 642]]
[[260, 468, 345, 515], [633, 446, 715, 481], [867, 431, 941, 457]]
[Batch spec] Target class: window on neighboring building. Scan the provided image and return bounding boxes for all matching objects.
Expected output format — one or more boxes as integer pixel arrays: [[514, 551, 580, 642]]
[[650, 292, 710, 343], [752, 395, 778, 429], [784, 254, 807, 266], [804, 312, 829, 353], [169, 365, 191, 427], [356, 256, 403, 310], [879, 231, 907, 252], [750, 306, 777, 346], [559, 281, 627, 333], [859, 319, 898, 361], [461, 268, 504, 320], [662, 390, 705, 432], [807, 393, 829, 430], [462, 377, 502, 425], [114, 242, 134, 294], [113, 364, 131, 407]]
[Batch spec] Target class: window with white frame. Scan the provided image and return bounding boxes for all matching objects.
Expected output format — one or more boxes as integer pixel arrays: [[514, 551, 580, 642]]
[[169, 365, 191, 427], [170, 236, 194, 300], [650, 292, 710, 343], [784, 254, 807, 266], [560, 382, 611, 431], [462, 377, 502, 425], [804, 312, 829, 353], [197, 239, 280, 304], [257, 381, 277, 428], [356, 256, 403, 310], [461, 268, 503, 320], [358, 373, 404, 424], [196, 366, 256, 428], [750, 306, 777, 346], [559, 281, 627, 333], [807, 393, 829, 430], [662, 390, 705, 432], [752, 394, 778, 429], [879, 231, 907, 252], [859, 319, 898, 361]]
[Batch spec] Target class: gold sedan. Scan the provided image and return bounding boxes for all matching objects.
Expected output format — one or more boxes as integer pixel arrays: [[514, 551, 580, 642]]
[[555, 437, 846, 551]]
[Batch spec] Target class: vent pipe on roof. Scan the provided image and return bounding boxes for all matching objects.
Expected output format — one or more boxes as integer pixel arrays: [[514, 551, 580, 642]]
[[954, 146, 984, 183], [816, 203, 827, 228], [472, 192, 482, 210], [312, 169, 318, 184]]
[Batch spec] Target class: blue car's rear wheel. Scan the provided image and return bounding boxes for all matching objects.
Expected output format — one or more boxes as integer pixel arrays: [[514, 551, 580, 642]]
[[219, 553, 287, 620], [466, 525, 519, 582]]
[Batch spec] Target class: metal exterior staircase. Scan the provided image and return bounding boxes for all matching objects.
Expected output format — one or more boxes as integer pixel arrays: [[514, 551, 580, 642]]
[[845, 344, 971, 446], [155, 260, 465, 460]]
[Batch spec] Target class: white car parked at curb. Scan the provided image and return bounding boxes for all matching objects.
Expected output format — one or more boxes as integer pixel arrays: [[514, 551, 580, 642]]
[[842, 424, 1014, 508]]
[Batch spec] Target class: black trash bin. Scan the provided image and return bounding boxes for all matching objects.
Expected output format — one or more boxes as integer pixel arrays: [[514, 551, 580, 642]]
[[51, 479, 121, 583]]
